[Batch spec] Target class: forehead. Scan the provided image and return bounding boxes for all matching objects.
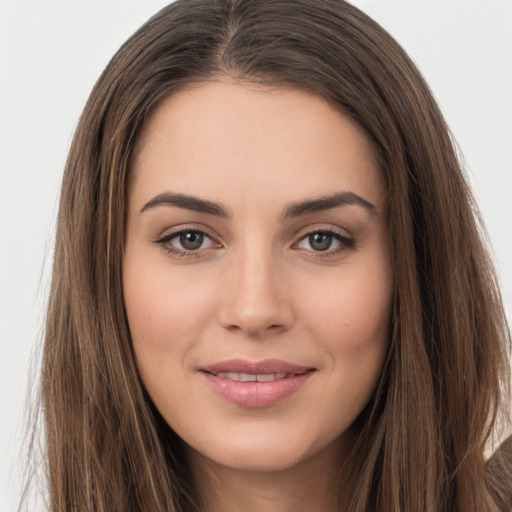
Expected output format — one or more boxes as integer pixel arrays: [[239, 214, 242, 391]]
[[130, 80, 385, 213]]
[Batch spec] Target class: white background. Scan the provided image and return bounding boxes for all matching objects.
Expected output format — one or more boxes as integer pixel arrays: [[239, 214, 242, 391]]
[[1, 1, 511, 510]]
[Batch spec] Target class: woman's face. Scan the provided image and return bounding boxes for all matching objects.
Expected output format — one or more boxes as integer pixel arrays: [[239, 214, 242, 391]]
[[123, 80, 392, 474]]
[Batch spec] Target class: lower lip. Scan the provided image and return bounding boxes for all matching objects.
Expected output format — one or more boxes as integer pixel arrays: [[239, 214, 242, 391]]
[[201, 371, 314, 408]]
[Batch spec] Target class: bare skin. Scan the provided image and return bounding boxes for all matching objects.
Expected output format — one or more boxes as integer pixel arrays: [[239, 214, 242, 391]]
[[123, 79, 392, 511], [190, 438, 346, 512]]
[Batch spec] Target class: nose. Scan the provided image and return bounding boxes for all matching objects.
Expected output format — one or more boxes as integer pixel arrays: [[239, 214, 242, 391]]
[[217, 245, 294, 337]]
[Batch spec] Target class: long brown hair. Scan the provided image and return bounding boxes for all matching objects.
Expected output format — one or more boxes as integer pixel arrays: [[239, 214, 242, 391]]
[[36, 1, 511, 510]]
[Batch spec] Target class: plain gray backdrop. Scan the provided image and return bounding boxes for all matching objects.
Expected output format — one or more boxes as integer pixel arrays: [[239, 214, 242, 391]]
[[1, 1, 511, 510]]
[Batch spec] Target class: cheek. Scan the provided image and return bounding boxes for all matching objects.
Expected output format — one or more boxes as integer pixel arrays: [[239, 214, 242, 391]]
[[303, 265, 392, 350], [123, 257, 214, 350], [300, 259, 392, 413], [122, 256, 214, 412]]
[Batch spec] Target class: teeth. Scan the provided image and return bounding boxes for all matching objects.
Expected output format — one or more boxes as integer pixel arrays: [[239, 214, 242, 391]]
[[256, 373, 275, 382], [258, 372, 288, 381], [216, 372, 289, 382]]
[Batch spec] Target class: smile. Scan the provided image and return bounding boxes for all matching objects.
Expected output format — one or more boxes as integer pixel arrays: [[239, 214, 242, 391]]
[[212, 371, 307, 382], [200, 360, 315, 408]]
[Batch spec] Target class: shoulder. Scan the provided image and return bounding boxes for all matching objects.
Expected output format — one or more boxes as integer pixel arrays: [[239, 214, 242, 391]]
[[486, 435, 512, 512]]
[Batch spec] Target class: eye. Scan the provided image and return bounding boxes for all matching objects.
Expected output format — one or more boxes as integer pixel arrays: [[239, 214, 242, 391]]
[[304, 232, 335, 252], [176, 231, 208, 250], [295, 230, 355, 254], [155, 229, 218, 256]]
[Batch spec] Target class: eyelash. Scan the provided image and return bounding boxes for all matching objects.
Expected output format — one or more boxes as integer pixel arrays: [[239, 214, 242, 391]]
[[154, 227, 219, 258], [293, 229, 356, 258], [154, 227, 356, 259]]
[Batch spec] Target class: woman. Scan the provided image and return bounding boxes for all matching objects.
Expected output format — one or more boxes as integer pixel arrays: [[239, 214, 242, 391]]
[[36, 0, 511, 511]]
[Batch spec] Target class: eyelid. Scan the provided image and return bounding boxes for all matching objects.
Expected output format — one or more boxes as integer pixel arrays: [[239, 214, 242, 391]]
[[153, 223, 355, 259], [292, 225, 356, 256], [293, 223, 352, 241], [154, 224, 222, 257]]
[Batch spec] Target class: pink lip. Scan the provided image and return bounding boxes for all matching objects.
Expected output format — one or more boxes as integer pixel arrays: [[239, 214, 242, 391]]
[[202, 358, 311, 374], [200, 359, 315, 408]]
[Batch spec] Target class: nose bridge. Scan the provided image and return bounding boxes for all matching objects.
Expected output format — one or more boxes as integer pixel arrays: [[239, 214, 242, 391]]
[[218, 235, 292, 335]]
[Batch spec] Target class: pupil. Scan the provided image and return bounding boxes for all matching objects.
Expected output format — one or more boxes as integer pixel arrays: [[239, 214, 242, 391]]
[[310, 233, 332, 251], [180, 232, 203, 250]]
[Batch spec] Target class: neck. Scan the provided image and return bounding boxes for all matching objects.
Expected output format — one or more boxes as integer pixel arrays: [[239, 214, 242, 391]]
[[188, 442, 349, 512]]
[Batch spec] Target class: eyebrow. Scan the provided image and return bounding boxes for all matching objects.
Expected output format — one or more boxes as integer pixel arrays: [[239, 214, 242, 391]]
[[140, 191, 377, 218], [141, 192, 230, 217], [283, 192, 377, 219]]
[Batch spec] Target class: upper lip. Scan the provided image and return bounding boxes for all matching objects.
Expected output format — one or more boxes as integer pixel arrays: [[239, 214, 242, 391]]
[[200, 359, 314, 375]]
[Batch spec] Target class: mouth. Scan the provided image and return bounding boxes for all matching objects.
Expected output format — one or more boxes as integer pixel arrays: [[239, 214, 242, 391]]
[[201, 358, 313, 375], [208, 371, 301, 382], [199, 359, 315, 408]]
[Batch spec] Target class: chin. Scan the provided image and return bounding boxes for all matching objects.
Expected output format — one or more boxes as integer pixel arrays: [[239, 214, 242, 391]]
[[193, 446, 310, 474], [184, 423, 345, 475]]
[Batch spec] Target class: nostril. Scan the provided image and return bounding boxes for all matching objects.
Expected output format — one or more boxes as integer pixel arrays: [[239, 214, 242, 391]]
[[217, 285, 295, 335]]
